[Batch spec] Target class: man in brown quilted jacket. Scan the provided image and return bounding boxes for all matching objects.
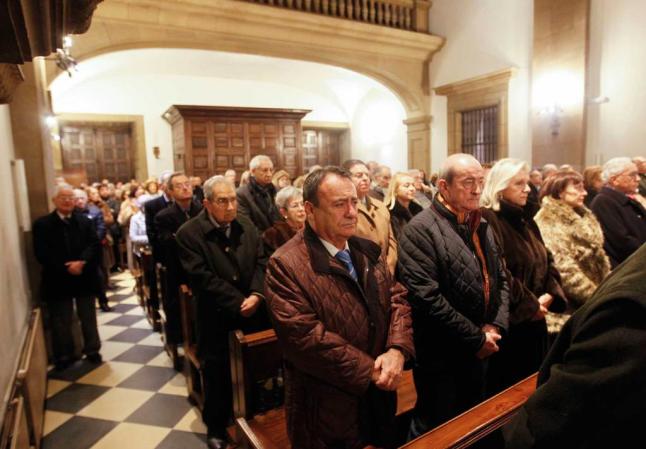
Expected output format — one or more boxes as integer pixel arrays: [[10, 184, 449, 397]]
[[265, 166, 414, 449]]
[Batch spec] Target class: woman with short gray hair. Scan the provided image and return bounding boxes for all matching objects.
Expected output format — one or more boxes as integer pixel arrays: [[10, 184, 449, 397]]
[[262, 186, 305, 253]]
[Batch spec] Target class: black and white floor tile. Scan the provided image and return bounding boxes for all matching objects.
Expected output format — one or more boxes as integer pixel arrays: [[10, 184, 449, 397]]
[[43, 272, 208, 449]]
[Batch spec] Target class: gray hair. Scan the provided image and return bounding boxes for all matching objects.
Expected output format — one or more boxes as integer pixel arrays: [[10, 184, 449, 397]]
[[249, 155, 272, 171], [602, 157, 633, 184], [275, 186, 303, 209], [203, 175, 235, 201], [73, 188, 87, 199], [158, 170, 173, 185], [480, 158, 529, 211], [53, 183, 74, 197]]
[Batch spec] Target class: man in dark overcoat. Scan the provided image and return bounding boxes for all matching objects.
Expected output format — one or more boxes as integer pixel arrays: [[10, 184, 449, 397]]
[[265, 166, 414, 449], [398, 154, 510, 439], [33, 184, 102, 369], [504, 242, 646, 448], [177, 175, 268, 449], [236, 154, 280, 232]]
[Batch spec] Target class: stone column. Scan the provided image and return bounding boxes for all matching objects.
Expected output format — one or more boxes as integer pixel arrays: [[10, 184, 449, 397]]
[[9, 59, 56, 221], [404, 114, 431, 172]]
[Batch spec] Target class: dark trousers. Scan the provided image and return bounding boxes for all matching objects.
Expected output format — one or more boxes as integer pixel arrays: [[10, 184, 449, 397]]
[[408, 357, 487, 440], [202, 352, 233, 437], [48, 296, 101, 363]]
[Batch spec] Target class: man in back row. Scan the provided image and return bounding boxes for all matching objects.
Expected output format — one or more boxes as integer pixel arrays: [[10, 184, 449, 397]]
[[237, 155, 281, 232]]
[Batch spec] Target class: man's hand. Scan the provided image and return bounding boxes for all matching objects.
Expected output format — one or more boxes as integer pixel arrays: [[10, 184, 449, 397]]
[[373, 348, 405, 391], [532, 293, 553, 321], [65, 261, 85, 276], [476, 329, 501, 359], [240, 294, 262, 317]]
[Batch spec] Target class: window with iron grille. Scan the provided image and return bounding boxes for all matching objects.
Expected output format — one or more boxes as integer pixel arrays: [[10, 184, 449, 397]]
[[461, 105, 498, 164]]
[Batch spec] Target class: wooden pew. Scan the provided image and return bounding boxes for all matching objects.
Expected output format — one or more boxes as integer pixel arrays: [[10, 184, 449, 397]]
[[179, 284, 204, 410], [155, 263, 181, 371], [140, 248, 161, 332], [400, 373, 538, 449], [230, 328, 417, 449]]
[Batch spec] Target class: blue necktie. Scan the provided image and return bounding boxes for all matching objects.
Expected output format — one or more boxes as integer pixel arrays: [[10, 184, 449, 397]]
[[335, 249, 358, 282]]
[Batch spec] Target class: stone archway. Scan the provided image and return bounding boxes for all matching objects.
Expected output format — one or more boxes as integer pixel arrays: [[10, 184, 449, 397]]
[[52, 0, 444, 170]]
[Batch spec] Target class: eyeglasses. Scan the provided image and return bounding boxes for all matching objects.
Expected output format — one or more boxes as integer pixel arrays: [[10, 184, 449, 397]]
[[212, 197, 237, 207], [619, 172, 640, 179], [172, 181, 193, 189], [459, 178, 485, 190]]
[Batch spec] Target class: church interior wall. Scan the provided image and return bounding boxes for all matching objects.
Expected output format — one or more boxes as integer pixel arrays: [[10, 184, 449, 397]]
[[50, 49, 408, 178], [586, 0, 646, 165], [0, 105, 32, 420]]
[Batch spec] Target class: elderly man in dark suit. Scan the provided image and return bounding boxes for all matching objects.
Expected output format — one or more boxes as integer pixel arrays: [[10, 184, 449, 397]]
[[145, 170, 174, 260], [236, 154, 281, 232], [155, 172, 202, 353], [504, 242, 646, 449], [33, 184, 102, 370], [591, 157, 646, 267], [177, 175, 268, 449]]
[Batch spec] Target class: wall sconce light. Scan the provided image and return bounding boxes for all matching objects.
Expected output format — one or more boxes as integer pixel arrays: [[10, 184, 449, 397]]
[[538, 103, 563, 136], [153, 146, 160, 159]]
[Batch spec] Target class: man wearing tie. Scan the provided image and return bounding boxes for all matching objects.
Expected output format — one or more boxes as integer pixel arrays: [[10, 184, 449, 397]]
[[265, 166, 414, 449], [33, 184, 102, 370]]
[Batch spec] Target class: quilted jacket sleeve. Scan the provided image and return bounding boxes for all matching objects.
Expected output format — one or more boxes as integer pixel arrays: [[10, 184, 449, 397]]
[[386, 278, 415, 361], [265, 256, 375, 397], [398, 222, 485, 353]]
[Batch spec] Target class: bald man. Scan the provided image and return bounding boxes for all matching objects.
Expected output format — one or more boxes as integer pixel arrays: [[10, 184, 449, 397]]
[[398, 153, 510, 439]]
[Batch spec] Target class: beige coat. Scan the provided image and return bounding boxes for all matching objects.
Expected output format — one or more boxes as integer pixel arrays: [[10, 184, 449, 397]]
[[535, 197, 611, 308], [356, 196, 398, 274]]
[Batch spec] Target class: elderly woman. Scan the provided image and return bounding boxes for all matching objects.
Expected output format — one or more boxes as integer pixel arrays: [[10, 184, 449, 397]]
[[262, 186, 306, 252], [535, 170, 611, 312], [384, 172, 423, 241], [480, 159, 567, 392], [583, 165, 603, 207], [272, 170, 291, 190]]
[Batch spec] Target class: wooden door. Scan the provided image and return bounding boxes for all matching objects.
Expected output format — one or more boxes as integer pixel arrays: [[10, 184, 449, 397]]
[[301, 128, 342, 172], [61, 123, 134, 183]]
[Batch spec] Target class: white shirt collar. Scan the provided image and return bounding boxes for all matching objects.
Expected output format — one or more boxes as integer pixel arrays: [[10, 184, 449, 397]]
[[318, 237, 350, 257], [56, 211, 71, 221]]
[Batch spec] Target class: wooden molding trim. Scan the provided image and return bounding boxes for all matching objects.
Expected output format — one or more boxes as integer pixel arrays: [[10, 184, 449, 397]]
[[0, 64, 25, 104], [434, 68, 516, 96]]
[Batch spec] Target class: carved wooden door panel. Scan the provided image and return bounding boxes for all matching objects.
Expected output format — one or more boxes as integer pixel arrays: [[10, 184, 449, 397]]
[[61, 123, 134, 183], [301, 128, 342, 171], [212, 120, 247, 178], [301, 130, 319, 173]]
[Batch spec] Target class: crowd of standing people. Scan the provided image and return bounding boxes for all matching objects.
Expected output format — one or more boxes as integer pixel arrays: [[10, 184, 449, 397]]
[[33, 153, 646, 449]]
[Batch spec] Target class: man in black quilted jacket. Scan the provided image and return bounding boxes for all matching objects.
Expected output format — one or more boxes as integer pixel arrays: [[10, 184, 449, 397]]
[[398, 153, 510, 439]]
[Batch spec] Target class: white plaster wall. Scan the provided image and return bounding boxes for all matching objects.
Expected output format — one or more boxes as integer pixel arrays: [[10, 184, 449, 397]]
[[428, 0, 534, 170], [587, 0, 646, 165], [0, 106, 31, 420], [51, 50, 408, 177]]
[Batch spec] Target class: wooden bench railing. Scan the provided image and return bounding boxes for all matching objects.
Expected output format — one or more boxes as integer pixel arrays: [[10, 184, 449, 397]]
[[0, 309, 47, 449], [155, 263, 181, 371], [140, 248, 161, 332], [178, 284, 204, 410], [241, 0, 431, 33], [400, 373, 538, 449]]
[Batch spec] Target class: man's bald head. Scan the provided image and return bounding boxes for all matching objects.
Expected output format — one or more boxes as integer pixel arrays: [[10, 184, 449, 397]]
[[439, 154, 482, 185]]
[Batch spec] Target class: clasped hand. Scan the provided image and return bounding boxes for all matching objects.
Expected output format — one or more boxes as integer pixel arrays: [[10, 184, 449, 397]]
[[65, 260, 85, 276], [240, 294, 262, 317], [372, 348, 405, 391]]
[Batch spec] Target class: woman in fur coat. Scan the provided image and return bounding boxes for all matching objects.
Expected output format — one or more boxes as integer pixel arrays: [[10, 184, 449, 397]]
[[534, 170, 611, 317]]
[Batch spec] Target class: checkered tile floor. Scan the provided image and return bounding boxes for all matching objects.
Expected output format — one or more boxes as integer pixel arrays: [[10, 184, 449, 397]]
[[43, 272, 207, 449]]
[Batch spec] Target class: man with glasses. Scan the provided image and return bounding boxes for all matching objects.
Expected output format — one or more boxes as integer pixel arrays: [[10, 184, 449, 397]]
[[155, 173, 203, 359], [591, 157, 646, 267], [398, 153, 510, 439], [33, 184, 102, 370], [177, 175, 268, 449]]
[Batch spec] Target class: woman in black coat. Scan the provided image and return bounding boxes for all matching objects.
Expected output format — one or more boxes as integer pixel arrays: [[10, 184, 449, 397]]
[[385, 172, 424, 241], [481, 159, 567, 394]]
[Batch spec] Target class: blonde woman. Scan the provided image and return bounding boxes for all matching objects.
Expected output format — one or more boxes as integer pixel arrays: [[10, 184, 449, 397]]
[[480, 158, 567, 392], [384, 172, 423, 241]]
